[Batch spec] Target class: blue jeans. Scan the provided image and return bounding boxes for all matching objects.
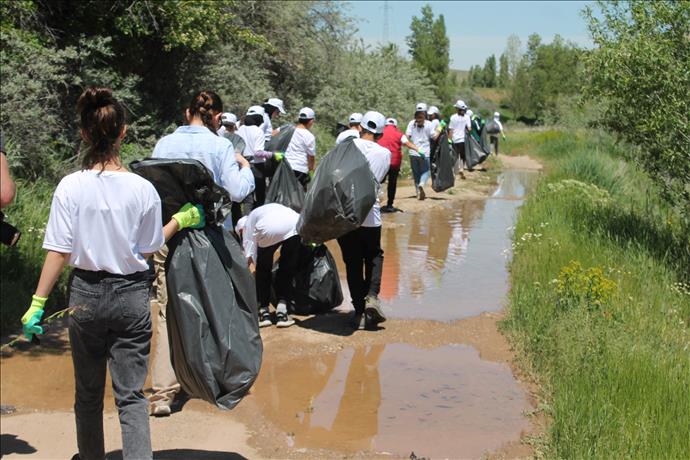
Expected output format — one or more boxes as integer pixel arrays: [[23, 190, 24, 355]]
[[410, 155, 430, 188], [68, 269, 153, 460]]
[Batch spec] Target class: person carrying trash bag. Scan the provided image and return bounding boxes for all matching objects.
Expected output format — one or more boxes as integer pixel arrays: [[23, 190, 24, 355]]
[[283, 107, 317, 191], [405, 103, 434, 200], [430, 128, 456, 193], [20, 87, 205, 460], [235, 203, 304, 328], [378, 118, 420, 212], [467, 110, 485, 144], [218, 112, 246, 155], [148, 90, 254, 416], [262, 97, 286, 141], [449, 100, 472, 178], [335, 112, 363, 145], [486, 112, 506, 155]]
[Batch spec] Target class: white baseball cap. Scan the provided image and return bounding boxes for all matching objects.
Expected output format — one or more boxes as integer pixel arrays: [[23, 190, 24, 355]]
[[428, 106, 440, 116], [298, 107, 315, 120], [246, 105, 265, 116], [361, 111, 386, 134], [348, 112, 363, 124], [266, 98, 285, 114], [386, 117, 398, 126], [235, 216, 247, 236], [494, 112, 500, 118], [454, 100, 468, 110], [220, 112, 237, 125], [415, 102, 428, 113]]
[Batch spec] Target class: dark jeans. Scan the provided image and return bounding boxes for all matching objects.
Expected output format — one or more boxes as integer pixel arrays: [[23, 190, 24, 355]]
[[337, 226, 384, 314], [385, 166, 400, 207], [255, 234, 302, 308], [252, 162, 267, 208], [294, 171, 310, 192], [490, 135, 499, 155], [453, 142, 466, 170], [409, 155, 430, 188], [68, 269, 153, 460]]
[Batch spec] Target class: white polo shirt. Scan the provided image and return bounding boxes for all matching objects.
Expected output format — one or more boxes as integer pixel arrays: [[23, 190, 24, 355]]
[[284, 127, 316, 174], [43, 170, 164, 275], [237, 124, 266, 163], [241, 203, 299, 262], [405, 120, 433, 156], [353, 138, 391, 227], [449, 113, 471, 143], [335, 129, 360, 145]]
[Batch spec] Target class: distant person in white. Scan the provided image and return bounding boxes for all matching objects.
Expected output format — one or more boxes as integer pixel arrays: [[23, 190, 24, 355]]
[[335, 112, 363, 145], [262, 97, 285, 141], [236, 203, 303, 328], [405, 102, 434, 200], [448, 99, 472, 178], [283, 107, 316, 190], [217, 112, 246, 155], [488, 112, 506, 155], [337, 111, 390, 331]]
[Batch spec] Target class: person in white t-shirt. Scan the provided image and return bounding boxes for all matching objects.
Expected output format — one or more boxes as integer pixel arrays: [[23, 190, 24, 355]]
[[448, 99, 472, 179], [217, 112, 246, 155], [236, 203, 302, 328], [405, 102, 433, 199], [235, 106, 270, 220], [283, 107, 316, 190], [20, 87, 203, 460], [335, 112, 363, 145], [337, 111, 390, 330], [489, 111, 506, 155], [262, 97, 285, 141]]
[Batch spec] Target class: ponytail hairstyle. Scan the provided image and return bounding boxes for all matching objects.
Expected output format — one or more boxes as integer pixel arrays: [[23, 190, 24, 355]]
[[188, 90, 223, 132], [76, 87, 126, 170]]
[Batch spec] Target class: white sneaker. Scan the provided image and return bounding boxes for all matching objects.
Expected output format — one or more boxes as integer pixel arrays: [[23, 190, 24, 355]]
[[276, 311, 295, 328]]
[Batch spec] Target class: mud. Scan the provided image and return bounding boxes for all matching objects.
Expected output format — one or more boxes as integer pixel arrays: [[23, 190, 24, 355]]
[[1, 155, 542, 459]]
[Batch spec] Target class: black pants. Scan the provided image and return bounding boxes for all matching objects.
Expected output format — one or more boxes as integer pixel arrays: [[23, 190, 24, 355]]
[[337, 226, 384, 314], [385, 166, 400, 207], [294, 171, 310, 192], [255, 235, 301, 308], [453, 142, 466, 170], [490, 136, 499, 155], [252, 162, 267, 208]]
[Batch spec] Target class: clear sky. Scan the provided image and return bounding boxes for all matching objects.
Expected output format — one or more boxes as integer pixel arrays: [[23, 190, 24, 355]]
[[349, 0, 593, 70]]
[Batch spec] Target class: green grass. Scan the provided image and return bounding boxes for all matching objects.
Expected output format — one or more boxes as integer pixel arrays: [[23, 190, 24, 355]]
[[503, 129, 690, 458]]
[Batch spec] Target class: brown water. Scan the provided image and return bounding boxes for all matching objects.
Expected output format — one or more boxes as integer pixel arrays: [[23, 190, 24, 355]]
[[253, 343, 531, 458]]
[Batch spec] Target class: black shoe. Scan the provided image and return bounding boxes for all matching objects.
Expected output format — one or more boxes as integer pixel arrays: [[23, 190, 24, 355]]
[[258, 308, 272, 328], [381, 205, 395, 213], [364, 295, 386, 327], [275, 311, 295, 328], [351, 312, 366, 330]]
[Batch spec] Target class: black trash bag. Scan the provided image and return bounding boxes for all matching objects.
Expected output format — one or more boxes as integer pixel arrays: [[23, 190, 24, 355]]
[[265, 160, 305, 212], [264, 124, 295, 177], [485, 119, 500, 135], [130, 159, 262, 410], [430, 131, 455, 192], [465, 132, 490, 170], [226, 132, 247, 157], [292, 244, 343, 314], [297, 139, 377, 244]]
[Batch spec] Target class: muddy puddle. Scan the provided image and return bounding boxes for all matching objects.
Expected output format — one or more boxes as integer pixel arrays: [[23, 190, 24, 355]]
[[329, 169, 538, 321], [252, 343, 531, 458]]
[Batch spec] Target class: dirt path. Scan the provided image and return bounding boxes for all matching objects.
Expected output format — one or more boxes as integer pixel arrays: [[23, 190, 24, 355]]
[[1, 154, 543, 460]]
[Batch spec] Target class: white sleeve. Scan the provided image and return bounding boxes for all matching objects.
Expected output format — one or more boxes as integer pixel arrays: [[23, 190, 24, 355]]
[[218, 141, 255, 201], [136, 185, 165, 254], [242, 215, 258, 262], [405, 121, 413, 137], [42, 181, 73, 253], [307, 133, 316, 157], [401, 134, 409, 144], [253, 128, 265, 152]]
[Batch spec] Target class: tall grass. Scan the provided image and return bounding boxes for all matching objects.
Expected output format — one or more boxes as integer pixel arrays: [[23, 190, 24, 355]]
[[503, 129, 690, 458]]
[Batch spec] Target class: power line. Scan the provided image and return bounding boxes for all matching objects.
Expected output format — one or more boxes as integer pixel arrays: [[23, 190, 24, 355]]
[[383, 0, 390, 44]]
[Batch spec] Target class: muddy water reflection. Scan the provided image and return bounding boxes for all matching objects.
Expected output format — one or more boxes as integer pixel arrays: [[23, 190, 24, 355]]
[[331, 170, 538, 321], [254, 343, 530, 458]]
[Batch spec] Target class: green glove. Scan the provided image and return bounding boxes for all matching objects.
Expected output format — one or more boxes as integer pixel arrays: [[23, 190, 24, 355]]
[[440, 119, 447, 129], [173, 203, 205, 230], [22, 295, 47, 340], [417, 149, 425, 157], [309, 170, 315, 179], [448, 138, 453, 145], [274, 151, 284, 162]]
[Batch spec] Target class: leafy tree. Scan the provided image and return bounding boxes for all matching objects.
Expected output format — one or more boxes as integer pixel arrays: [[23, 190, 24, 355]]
[[584, 0, 690, 217], [406, 4, 451, 100], [498, 53, 509, 87], [482, 54, 497, 87]]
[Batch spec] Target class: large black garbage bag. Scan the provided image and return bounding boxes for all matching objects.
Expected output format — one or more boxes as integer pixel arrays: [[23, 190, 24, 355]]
[[292, 244, 343, 314], [431, 132, 455, 192], [264, 124, 295, 177], [297, 139, 377, 244], [265, 160, 305, 212], [226, 132, 247, 157], [130, 159, 261, 410], [465, 132, 490, 170], [485, 119, 500, 135]]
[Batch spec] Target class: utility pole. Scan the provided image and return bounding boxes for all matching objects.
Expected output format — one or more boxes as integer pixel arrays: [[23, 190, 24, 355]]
[[383, 0, 390, 44]]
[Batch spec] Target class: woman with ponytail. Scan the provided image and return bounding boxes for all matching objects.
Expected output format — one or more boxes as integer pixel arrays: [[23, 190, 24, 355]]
[[20, 87, 203, 460]]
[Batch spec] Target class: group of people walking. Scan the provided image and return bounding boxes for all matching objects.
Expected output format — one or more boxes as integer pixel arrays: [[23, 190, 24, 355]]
[[17, 85, 505, 459]]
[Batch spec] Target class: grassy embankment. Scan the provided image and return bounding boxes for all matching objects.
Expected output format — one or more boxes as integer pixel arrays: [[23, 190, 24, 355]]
[[502, 129, 690, 458]]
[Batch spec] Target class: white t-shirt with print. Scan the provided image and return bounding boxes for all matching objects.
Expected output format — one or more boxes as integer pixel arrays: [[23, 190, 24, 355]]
[[43, 170, 164, 275], [284, 127, 316, 174], [237, 124, 266, 164], [335, 129, 360, 145], [405, 120, 433, 157], [449, 113, 471, 143], [353, 138, 391, 227], [241, 203, 299, 262]]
